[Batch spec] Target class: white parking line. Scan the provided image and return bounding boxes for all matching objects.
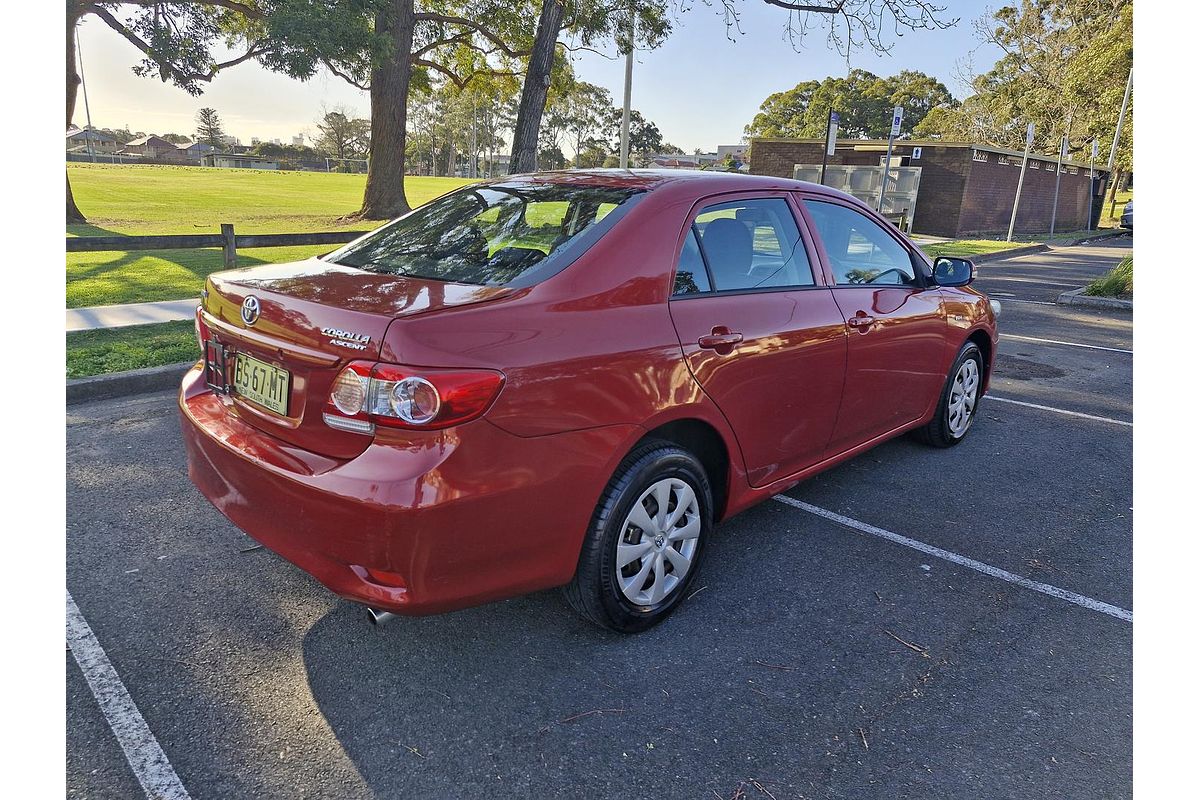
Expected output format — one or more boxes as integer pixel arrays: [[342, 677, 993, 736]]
[[1001, 333, 1132, 354], [66, 590, 192, 800], [992, 298, 1058, 306], [772, 496, 1132, 622], [988, 395, 1132, 427]]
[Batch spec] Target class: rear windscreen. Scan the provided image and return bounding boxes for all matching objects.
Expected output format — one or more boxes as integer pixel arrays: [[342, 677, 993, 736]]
[[325, 184, 643, 287]]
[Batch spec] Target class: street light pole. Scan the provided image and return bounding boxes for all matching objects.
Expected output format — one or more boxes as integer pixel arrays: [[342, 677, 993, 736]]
[[619, 11, 634, 170], [1106, 65, 1132, 174], [76, 25, 96, 163], [1106, 65, 1132, 219]]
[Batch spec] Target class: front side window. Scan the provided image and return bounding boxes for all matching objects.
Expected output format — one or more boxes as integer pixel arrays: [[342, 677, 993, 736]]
[[803, 200, 918, 286], [680, 198, 814, 293], [326, 185, 642, 287]]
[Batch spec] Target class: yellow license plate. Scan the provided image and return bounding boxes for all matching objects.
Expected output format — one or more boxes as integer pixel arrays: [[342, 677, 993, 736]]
[[232, 353, 291, 415]]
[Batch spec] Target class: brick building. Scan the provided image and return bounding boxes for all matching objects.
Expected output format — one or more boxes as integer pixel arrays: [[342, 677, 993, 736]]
[[749, 138, 1106, 238]]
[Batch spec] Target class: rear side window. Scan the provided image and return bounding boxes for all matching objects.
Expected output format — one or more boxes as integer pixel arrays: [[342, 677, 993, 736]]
[[326, 185, 643, 287], [682, 198, 814, 292], [673, 228, 712, 295], [803, 200, 918, 286]]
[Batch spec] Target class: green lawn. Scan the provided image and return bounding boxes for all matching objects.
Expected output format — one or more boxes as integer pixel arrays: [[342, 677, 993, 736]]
[[67, 164, 475, 307], [66, 320, 199, 378], [918, 240, 1032, 259], [1100, 189, 1133, 228]]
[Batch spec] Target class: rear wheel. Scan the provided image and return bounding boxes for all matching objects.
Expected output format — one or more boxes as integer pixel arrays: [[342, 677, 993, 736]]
[[917, 341, 984, 448], [564, 440, 712, 633]]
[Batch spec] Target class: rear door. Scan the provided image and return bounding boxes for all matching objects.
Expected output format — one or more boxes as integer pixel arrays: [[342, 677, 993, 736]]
[[668, 193, 848, 488], [797, 196, 948, 453]]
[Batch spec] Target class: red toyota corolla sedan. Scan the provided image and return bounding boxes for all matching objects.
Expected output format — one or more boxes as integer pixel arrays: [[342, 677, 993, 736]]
[[180, 170, 997, 632]]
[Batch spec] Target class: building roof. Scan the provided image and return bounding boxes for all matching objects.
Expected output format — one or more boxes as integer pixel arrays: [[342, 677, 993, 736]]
[[124, 135, 175, 148], [748, 136, 1101, 172], [66, 128, 116, 141]]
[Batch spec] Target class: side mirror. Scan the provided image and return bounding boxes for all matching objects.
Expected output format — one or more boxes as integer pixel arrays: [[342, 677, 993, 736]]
[[932, 256, 977, 287]]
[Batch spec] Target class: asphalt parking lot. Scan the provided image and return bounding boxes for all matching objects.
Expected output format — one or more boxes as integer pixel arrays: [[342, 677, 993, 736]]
[[67, 236, 1132, 800]]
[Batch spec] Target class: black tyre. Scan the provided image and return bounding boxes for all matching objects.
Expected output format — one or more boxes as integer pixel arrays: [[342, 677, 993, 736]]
[[917, 341, 984, 448], [563, 439, 713, 633]]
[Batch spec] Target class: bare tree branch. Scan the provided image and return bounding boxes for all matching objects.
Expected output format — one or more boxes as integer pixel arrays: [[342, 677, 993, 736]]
[[760, 0, 846, 13], [89, 4, 266, 84], [108, 0, 266, 19], [414, 12, 528, 58]]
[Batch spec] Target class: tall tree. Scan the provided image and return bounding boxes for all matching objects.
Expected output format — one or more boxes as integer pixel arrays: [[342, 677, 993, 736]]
[[195, 107, 225, 147], [314, 107, 371, 160], [553, 80, 612, 166], [744, 69, 954, 140], [913, 0, 1131, 177], [605, 108, 663, 160], [508, 0, 564, 173], [265, 0, 532, 216], [507, 2, 670, 173]]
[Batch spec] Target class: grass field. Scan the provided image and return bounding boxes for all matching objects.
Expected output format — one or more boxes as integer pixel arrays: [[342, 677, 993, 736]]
[[66, 320, 198, 378], [67, 164, 474, 307]]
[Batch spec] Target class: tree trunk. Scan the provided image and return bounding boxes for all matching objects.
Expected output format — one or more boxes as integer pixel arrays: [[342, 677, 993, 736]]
[[509, 0, 564, 174], [358, 0, 415, 219], [66, 4, 87, 224]]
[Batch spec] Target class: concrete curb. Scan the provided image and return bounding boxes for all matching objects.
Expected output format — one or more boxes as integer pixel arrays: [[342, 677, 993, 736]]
[[1056, 287, 1132, 311], [1058, 229, 1130, 246], [970, 244, 1047, 263], [67, 361, 195, 406]]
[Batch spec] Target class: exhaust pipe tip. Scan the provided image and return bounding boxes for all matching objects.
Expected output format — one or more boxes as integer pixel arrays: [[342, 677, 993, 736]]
[[366, 607, 398, 626]]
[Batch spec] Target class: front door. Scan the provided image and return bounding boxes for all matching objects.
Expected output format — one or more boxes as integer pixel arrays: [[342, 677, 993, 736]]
[[668, 194, 848, 488], [798, 196, 948, 454]]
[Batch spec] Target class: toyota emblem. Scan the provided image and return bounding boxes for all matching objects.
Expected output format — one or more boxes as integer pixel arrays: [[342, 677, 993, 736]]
[[240, 295, 261, 326]]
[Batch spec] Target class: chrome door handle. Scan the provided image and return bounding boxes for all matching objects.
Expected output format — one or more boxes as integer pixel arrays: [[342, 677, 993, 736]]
[[698, 327, 743, 350], [847, 315, 876, 328]]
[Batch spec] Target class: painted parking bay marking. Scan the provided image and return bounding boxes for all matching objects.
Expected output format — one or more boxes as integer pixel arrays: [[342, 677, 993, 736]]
[[66, 589, 192, 800], [988, 395, 1132, 427], [772, 496, 1132, 623], [1001, 333, 1132, 354]]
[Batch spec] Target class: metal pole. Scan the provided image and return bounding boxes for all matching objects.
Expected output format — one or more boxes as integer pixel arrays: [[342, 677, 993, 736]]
[[819, 110, 838, 185], [1087, 139, 1098, 231], [470, 97, 478, 179], [76, 26, 96, 163], [1049, 116, 1070, 237], [1007, 123, 1035, 242], [876, 107, 902, 212], [619, 11, 634, 170], [1106, 66, 1132, 174]]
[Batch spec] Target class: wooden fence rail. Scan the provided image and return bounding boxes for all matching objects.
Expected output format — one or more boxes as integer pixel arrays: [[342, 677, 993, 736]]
[[66, 224, 371, 268]]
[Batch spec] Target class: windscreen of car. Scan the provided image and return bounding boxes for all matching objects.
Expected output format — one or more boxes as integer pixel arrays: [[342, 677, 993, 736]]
[[325, 184, 644, 287]]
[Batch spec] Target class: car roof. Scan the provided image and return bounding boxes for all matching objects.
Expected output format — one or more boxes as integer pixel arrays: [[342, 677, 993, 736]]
[[480, 168, 840, 197]]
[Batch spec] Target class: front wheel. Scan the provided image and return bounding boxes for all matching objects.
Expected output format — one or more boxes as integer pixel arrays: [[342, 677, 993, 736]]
[[563, 440, 713, 633], [917, 341, 984, 448]]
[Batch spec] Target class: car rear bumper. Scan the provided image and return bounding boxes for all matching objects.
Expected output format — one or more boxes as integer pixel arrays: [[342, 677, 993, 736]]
[[178, 364, 637, 615]]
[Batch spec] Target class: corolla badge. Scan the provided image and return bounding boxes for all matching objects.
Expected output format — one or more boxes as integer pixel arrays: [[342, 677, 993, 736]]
[[322, 327, 371, 350], [240, 295, 261, 326]]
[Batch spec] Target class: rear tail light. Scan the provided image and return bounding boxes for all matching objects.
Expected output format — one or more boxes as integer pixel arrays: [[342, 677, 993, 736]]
[[195, 305, 210, 350], [323, 360, 504, 434]]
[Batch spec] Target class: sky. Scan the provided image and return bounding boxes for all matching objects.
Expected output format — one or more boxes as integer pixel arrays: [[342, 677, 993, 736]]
[[74, 2, 1003, 154]]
